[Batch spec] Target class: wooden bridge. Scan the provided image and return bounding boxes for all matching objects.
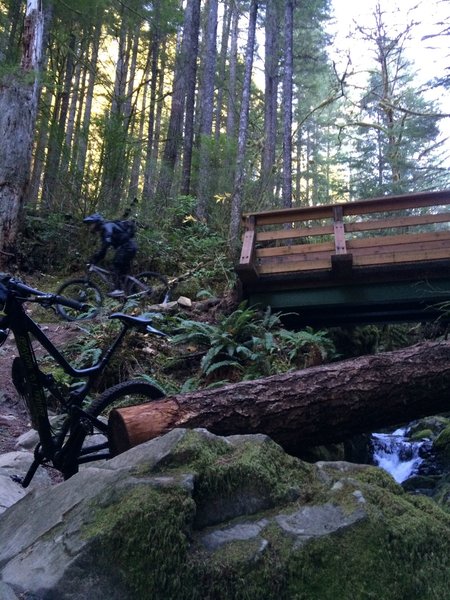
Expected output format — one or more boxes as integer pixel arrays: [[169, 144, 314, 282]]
[[236, 190, 450, 326]]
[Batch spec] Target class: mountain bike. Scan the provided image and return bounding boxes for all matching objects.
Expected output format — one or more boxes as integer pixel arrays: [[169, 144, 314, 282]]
[[55, 263, 169, 321], [0, 273, 166, 487]]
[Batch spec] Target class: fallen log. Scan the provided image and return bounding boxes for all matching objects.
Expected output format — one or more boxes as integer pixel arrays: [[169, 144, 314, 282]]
[[108, 340, 450, 456]]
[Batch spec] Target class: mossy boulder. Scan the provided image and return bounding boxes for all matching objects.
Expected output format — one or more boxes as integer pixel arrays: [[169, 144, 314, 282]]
[[0, 429, 449, 599], [434, 425, 450, 454], [409, 428, 434, 441], [409, 416, 449, 440]]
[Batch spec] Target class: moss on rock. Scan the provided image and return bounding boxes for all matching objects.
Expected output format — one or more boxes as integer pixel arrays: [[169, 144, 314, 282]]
[[84, 484, 197, 598], [434, 425, 450, 451], [81, 430, 450, 600]]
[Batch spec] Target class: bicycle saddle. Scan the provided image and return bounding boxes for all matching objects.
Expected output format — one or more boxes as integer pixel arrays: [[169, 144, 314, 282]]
[[109, 313, 167, 337]]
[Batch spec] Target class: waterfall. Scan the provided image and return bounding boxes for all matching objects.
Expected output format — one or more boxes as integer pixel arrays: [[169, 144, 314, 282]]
[[371, 427, 431, 484]]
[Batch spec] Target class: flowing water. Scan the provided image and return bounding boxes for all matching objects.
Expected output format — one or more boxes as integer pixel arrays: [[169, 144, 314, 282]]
[[371, 427, 431, 484]]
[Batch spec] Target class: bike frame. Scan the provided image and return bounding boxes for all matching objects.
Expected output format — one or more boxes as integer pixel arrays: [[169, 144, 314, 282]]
[[87, 264, 147, 295], [87, 263, 112, 284], [4, 291, 131, 481]]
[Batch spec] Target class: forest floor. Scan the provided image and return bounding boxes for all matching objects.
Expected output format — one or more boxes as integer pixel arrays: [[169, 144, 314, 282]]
[[0, 321, 80, 454]]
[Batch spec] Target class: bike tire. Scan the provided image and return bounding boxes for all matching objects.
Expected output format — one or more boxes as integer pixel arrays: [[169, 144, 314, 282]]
[[86, 379, 166, 416], [126, 271, 169, 307], [61, 381, 165, 480], [55, 278, 103, 321]]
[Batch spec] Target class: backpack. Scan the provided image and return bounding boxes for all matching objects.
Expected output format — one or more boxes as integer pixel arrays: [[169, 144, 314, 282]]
[[110, 219, 136, 246]]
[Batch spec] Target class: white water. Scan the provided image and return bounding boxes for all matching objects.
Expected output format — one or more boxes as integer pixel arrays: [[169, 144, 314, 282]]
[[371, 427, 427, 483]]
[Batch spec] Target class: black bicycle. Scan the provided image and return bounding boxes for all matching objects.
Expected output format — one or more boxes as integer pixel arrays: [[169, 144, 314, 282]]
[[55, 263, 169, 321], [0, 273, 166, 487]]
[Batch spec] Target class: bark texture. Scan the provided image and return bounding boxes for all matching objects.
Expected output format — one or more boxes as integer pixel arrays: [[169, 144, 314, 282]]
[[109, 341, 450, 456], [0, 0, 44, 264]]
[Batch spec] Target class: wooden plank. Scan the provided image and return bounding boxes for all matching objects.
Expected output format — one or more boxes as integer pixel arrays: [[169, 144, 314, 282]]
[[333, 206, 347, 254], [353, 247, 450, 267], [350, 238, 450, 259], [245, 206, 333, 226], [242, 190, 450, 227], [344, 212, 450, 233], [256, 223, 334, 241], [341, 194, 450, 217], [255, 231, 450, 260], [258, 258, 331, 275], [256, 246, 450, 275], [347, 230, 450, 249], [253, 213, 450, 244], [258, 252, 334, 267], [256, 240, 334, 257], [239, 229, 256, 265]]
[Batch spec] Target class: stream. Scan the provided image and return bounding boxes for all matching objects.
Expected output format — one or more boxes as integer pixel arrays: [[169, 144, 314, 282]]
[[371, 427, 432, 484]]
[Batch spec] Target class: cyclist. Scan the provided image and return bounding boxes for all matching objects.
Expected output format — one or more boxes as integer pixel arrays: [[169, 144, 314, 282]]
[[83, 213, 137, 297]]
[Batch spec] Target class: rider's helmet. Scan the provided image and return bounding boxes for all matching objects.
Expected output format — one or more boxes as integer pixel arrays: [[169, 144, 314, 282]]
[[83, 213, 104, 225]]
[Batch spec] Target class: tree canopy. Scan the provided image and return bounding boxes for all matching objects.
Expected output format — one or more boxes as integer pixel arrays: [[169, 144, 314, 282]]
[[0, 0, 449, 263]]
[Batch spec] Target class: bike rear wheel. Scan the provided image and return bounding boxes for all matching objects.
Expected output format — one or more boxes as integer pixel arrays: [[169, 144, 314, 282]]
[[126, 271, 169, 307], [55, 278, 103, 320]]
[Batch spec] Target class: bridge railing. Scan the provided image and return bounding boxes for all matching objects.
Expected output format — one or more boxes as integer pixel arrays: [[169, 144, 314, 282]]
[[237, 190, 450, 280]]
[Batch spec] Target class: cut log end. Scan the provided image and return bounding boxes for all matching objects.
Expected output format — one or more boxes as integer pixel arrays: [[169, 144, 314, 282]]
[[108, 398, 180, 456]]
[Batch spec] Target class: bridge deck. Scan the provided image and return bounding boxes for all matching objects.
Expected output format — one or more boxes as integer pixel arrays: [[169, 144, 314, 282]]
[[236, 190, 450, 326]]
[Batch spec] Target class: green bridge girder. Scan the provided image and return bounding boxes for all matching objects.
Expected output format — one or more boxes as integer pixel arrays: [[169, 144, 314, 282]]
[[243, 277, 450, 327]]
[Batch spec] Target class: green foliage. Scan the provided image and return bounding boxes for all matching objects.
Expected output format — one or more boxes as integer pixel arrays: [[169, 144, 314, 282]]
[[172, 303, 277, 382], [278, 327, 337, 367], [171, 303, 336, 386], [136, 211, 234, 298], [17, 212, 88, 273]]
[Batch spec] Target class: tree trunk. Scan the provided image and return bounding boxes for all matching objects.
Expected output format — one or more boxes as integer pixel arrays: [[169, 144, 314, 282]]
[[228, 0, 258, 256], [0, 0, 44, 265], [155, 0, 198, 203], [214, 0, 232, 140], [100, 11, 131, 212], [180, 0, 201, 197], [225, 2, 239, 139], [282, 0, 293, 209], [260, 0, 280, 204], [195, 0, 218, 220], [109, 341, 450, 457], [74, 18, 102, 205], [41, 31, 76, 211]]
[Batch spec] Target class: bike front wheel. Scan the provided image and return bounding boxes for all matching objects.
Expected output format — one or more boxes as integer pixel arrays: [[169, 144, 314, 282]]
[[87, 379, 166, 455], [126, 271, 169, 308], [55, 278, 103, 320], [61, 380, 165, 479], [88, 379, 165, 415]]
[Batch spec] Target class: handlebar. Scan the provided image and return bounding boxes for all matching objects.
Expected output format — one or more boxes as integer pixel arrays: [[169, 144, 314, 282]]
[[0, 273, 90, 313]]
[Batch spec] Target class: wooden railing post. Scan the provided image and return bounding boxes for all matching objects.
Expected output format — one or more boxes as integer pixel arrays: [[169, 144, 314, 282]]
[[332, 205, 353, 275], [237, 216, 258, 280], [333, 206, 346, 254]]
